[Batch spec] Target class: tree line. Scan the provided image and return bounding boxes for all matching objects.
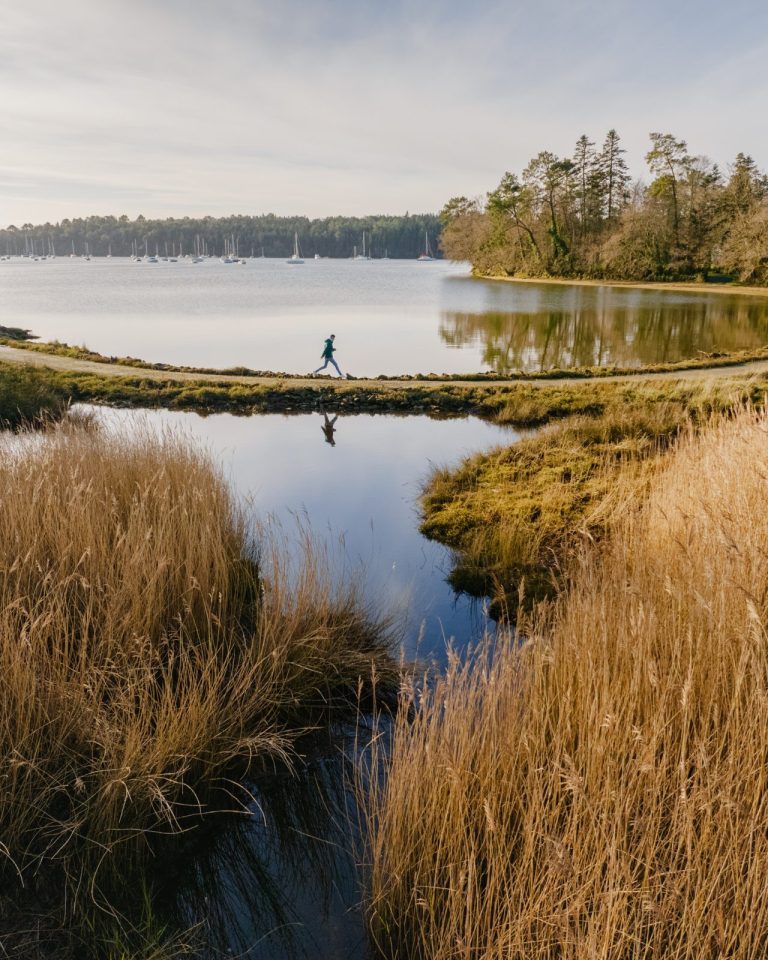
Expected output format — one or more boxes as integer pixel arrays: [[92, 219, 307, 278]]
[[0, 212, 441, 259], [440, 131, 768, 284]]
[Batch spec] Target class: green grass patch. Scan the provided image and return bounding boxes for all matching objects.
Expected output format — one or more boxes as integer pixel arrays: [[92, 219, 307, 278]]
[[0, 365, 70, 427], [421, 379, 768, 614]]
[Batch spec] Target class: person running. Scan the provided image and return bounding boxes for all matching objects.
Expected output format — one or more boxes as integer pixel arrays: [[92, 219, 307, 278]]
[[314, 334, 344, 377]]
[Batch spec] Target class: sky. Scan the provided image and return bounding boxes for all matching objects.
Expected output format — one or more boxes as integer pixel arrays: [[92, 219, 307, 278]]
[[2, 0, 768, 226]]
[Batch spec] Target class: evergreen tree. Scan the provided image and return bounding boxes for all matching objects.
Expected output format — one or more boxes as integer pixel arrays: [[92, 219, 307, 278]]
[[597, 129, 631, 221], [572, 134, 597, 235]]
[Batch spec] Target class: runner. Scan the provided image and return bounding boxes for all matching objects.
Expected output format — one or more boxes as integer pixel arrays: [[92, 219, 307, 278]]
[[314, 334, 344, 377]]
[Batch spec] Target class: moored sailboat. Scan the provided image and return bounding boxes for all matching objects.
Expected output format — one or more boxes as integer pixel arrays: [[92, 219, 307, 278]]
[[354, 231, 371, 260], [417, 230, 435, 261], [286, 232, 304, 264]]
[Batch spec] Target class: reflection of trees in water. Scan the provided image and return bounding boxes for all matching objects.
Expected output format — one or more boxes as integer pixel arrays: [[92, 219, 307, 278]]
[[1, 729, 367, 960], [439, 299, 768, 373]]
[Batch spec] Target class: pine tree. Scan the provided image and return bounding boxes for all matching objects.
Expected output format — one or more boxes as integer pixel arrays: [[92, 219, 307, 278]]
[[597, 129, 631, 221], [572, 134, 597, 236]]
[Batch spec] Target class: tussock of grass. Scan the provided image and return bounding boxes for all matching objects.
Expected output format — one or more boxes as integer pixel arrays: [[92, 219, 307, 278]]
[[366, 405, 768, 959], [0, 423, 397, 927], [0, 365, 69, 427]]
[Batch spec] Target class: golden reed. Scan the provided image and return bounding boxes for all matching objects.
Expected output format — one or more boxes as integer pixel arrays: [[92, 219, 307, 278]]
[[366, 405, 768, 959]]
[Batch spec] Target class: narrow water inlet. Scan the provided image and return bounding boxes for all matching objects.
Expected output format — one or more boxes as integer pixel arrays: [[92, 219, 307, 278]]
[[0, 406, 520, 957]]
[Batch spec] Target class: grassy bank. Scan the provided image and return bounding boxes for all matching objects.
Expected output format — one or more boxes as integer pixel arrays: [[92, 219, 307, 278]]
[[0, 423, 398, 955], [0, 365, 69, 427], [0, 325, 36, 341], [5, 358, 768, 425], [367, 404, 768, 959], [8, 335, 768, 380], [421, 378, 768, 611]]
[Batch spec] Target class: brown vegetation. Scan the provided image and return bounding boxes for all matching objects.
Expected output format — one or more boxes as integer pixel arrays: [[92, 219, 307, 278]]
[[0, 423, 397, 948], [367, 405, 768, 959], [420, 378, 762, 611]]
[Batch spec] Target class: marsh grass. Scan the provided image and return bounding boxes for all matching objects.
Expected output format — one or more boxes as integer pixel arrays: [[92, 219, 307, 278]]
[[0, 365, 69, 427], [366, 404, 768, 959], [421, 381, 761, 610], [0, 422, 398, 952]]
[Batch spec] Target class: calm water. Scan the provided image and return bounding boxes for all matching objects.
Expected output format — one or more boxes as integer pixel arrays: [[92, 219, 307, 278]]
[[84, 405, 517, 958], [92, 405, 517, 663], [4, 257, 768, 374]]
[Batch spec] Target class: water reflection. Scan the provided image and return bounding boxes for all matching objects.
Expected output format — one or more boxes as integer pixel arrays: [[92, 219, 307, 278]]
[[321, 410, 339, 446], [90, 408, 515, 664], [439, 284, 768, 373], [144, 728, 369, 959], [0, 728, 373, 960]]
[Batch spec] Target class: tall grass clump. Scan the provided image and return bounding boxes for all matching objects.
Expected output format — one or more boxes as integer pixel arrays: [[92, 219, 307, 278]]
[[0, 364, 69, 427], [367, 404, 768, 959], [0, 423, 397, 921]]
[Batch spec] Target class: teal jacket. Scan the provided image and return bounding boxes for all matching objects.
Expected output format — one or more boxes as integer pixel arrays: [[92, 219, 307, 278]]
[[321, 338, 335, 359]]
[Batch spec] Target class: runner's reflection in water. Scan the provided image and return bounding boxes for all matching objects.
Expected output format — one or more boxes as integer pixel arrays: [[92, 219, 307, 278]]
[[321, 410, 339, 447]]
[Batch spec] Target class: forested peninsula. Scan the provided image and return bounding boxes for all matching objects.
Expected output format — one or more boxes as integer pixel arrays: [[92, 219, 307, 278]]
[[440, 131, 768, 285], [0, 212, 440, 259]]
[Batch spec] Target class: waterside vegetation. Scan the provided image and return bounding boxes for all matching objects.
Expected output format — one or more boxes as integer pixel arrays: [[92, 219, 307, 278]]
[[0, 325, 36, 341], [441, 130, 768, 284], [0, 423, 398, 955], [0, 365, 70, 427], [420, 378, 767, 612], [5, 339, 768, 424], [367, 404, 768, 959]]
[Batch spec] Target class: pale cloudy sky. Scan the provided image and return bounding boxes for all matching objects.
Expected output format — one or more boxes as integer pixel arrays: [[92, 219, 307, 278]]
[[1, 0, 767, 226]]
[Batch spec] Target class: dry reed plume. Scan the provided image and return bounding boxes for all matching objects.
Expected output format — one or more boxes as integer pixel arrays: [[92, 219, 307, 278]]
[[0, 422, 397, 908], [366, 405, 768, 959]]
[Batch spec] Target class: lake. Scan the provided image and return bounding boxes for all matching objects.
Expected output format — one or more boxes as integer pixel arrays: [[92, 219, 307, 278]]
[[3, 257, 768, 375]]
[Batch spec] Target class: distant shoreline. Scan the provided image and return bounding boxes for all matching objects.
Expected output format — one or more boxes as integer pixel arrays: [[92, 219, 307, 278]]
[[476, 273, 768, 299]]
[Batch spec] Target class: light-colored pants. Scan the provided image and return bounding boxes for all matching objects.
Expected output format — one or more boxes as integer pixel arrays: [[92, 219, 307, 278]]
[[315, 356, 343, 376]]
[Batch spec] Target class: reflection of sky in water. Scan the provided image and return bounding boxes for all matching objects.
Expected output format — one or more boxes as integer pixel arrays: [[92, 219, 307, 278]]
[[92, 406, 519, 664]]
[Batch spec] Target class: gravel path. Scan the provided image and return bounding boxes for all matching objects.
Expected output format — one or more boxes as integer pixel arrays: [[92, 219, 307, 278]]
[[3, 344, 768, 388]]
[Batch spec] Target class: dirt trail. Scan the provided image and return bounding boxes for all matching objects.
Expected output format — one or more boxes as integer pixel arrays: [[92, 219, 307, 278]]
[[3, 343, 768, 388]]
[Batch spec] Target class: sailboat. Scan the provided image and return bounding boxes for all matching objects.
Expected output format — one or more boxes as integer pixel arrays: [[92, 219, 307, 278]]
[[417, 230, 435, 261], [286, 232, 304, 264], [354, 231, 371, 260]]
